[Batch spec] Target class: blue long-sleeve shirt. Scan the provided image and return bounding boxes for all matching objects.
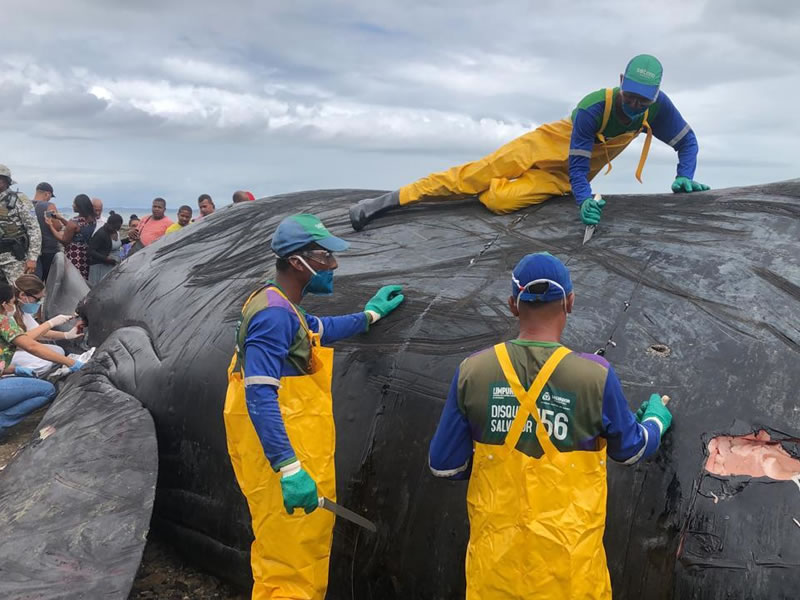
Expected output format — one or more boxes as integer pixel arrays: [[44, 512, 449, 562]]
[[244, 304, 368, 470], [429, 344, 662, 479], [569, 88, 699, 204]]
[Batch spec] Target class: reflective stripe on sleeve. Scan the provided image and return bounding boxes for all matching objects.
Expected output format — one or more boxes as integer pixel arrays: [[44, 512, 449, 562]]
[[244, 375, 282, 388], [668, 124, 691, 147], [622, 423, 649, 465], [569, 148, 593, 159], [429, 456, 470, 478]]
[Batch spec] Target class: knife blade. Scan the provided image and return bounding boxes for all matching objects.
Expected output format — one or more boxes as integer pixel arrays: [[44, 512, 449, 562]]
[[318, 497, 377, 532], [583, 225, 595, 245]]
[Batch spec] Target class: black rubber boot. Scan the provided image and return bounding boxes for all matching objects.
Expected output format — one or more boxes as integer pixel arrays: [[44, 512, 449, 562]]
[[349, 191, 400, 231]]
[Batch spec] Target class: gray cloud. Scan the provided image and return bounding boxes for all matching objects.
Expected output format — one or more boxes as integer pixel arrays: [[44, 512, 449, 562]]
[[0, 0, 798, 210]]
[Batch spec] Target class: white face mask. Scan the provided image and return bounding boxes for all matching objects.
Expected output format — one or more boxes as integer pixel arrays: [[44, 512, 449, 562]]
[[511, 276, 568, 313], [2, 301, 15, 316]]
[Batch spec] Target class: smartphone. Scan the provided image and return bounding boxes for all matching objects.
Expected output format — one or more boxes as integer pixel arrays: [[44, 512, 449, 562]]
[[45, 210, 57, 218]]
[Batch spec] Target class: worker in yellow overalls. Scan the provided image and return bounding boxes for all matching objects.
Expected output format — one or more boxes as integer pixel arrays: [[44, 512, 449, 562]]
[[428, 252, 673, 599], [350, 54, 709, 231], [224, 214, 404, 599]]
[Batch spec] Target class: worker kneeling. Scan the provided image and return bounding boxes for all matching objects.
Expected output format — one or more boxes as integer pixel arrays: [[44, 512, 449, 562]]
[[428, 252, 672, 600], [224, 214, 404, 599]]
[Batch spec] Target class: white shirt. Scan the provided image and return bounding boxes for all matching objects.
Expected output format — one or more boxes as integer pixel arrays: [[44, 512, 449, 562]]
[[92, 216, 107, 236]]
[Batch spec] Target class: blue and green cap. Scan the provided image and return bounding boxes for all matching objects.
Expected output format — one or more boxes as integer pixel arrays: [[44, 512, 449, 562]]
[[271, 214, 349, 258], [621, 54, 662, 101], [511, 252, 573, 304]]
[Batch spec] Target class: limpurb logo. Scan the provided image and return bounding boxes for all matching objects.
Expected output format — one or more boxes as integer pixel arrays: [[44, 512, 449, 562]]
[[636, 67, 656, 80]]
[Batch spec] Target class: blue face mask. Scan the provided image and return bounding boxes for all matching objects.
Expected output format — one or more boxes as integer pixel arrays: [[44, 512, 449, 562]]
[[621, 100, 647, 120], [21, 301, 42, 314], [294, 256, 334, 296]]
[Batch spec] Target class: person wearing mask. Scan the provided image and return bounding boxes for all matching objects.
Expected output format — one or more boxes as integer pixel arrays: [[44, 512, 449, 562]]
[[46, 194, 96, 280], [349, 54, 708, 231], [0, 165, 41, 284], [224, 214, 405, 600], [0, 282, 83, 439], [87, 213, 125, 286], [428, 252, 673, 600], [165, 205, 193, 234], [119, 215, 139, 261], [9, 274, 81, 375], [32, 182, 59, 282], [197, 194, 215, 219], [127, 197, 173, 247]]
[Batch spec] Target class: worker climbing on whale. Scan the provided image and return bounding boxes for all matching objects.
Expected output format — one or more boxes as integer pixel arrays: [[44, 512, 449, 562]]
[[428, 252, 673, 599], [223, 214, 404, 600], [350, 54, 709, 231]]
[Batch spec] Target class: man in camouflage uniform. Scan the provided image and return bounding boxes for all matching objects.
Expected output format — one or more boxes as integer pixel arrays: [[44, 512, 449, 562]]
[[0, 164, 41, 284]]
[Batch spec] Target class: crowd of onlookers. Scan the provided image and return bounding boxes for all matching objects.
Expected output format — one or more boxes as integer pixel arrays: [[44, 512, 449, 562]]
[[38, 187, 256, 285], [0, 162, 257, 440]]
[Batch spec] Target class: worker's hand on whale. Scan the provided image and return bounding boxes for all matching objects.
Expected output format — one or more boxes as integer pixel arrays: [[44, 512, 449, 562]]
[[671, 176, 710, 193], [68, 360, 84, 373], [47, 313, 75, 328], [641, 393, 673, 434], [280, 461, 319, 515], [364, 285, 405, 325], [579, 196, 606, 226], [63, 326, 83, 340]]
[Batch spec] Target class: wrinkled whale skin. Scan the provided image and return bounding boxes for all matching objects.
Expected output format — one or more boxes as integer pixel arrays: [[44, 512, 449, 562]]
[[3, 181, 800, 599]]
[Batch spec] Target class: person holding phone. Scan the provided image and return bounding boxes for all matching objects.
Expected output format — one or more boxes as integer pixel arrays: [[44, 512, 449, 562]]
[[46, 194, 96, 280], [32, 182, 60, 282]]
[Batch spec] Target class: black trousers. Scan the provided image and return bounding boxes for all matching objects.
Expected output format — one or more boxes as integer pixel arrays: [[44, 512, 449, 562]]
[[37, 252, 57, 283]]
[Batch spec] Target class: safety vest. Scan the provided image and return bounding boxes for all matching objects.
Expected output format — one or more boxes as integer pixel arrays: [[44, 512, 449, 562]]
[[0, 191, 24, 239]]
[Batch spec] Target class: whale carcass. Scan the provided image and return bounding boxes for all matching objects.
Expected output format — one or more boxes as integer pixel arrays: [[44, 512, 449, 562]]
[[1, 181, 799, 599]]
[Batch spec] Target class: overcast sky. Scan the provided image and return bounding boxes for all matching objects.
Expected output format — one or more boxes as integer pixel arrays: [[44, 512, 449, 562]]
[[1, 0, 798, 210]]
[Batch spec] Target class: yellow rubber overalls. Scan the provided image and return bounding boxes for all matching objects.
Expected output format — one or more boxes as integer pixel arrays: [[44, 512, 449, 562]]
[[398, 88, 653, 214], [465, 344, 611, 599], [224, 287, 336, 600]]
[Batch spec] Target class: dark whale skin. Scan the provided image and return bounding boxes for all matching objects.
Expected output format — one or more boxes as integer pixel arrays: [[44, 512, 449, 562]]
[[2, 181, 799, 599]]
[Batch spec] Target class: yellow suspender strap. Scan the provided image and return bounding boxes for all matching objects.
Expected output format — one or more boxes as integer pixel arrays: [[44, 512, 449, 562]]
[[492, 344, 572, 460], [596, 88, 614, 174], [635, 111, 652, 183]]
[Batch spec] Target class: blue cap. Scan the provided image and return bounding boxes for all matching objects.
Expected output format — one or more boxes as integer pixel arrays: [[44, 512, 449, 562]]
[[271, 214, 349, 258], [511, 252, 573, 303]]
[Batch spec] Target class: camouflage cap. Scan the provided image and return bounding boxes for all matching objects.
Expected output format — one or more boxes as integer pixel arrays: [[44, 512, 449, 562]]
[[0, 164, 15, 185]]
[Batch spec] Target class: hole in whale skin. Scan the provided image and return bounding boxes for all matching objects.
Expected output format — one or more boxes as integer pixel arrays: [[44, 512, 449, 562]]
[[705, 431, 800, 481], [646, 344, 671, 357]]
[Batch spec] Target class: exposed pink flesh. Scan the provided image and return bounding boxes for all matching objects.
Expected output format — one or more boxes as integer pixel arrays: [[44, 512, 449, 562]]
[[705, 430, 800, 480]]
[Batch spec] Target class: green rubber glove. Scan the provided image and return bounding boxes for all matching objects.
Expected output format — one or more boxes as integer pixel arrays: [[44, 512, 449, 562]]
[[364, 284, 404, 324], [579, 197, 606, 226], [641, 393, 673, 435], [671, 176, 710, 193], [280, 466, 319, 515], [634, 399, 649, 423]]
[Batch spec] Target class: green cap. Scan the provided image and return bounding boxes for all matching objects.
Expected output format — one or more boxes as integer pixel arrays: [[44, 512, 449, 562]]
[[621, 54, 662, 101], [271, 213, 350, 257]]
